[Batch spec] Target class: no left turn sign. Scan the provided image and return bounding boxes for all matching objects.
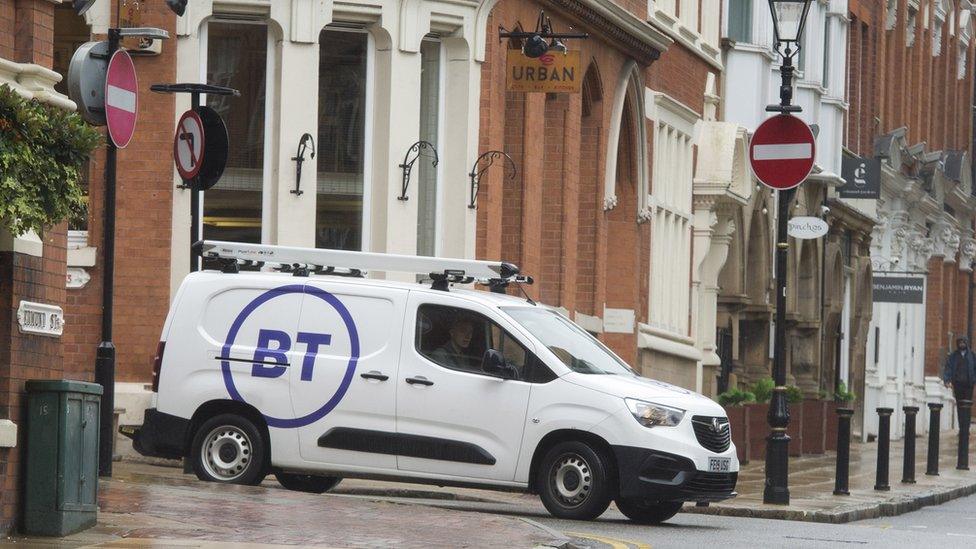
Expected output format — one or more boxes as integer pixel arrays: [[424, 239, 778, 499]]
[[174, 109, 205, 180], [749, 114, 816, 190]]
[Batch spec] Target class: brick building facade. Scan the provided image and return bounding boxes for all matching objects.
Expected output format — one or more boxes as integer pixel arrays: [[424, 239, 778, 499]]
[[0, 0, 77, 534]]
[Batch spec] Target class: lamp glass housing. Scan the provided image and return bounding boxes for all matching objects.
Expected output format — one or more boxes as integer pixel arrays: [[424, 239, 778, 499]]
[[768, 0, 813, 43]]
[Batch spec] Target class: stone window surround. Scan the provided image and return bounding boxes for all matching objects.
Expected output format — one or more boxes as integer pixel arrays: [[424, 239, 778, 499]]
[[648, 1, 722, 69]]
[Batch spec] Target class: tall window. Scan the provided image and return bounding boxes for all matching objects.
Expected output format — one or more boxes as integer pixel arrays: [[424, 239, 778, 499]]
[[205, 21, 268, 243], [822, 18, 831, 88], [417, 38, 441, 257], [317, 29, 368, 250], [727, 0, 753, 43], [649, 95, 695, 336]]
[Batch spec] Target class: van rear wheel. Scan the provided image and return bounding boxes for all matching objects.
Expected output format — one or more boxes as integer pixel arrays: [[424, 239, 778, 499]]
[[615, 499, 683, 524], [537, 441, 613, 520], [274, 472, 342, 494], [191, 413, 267, 485]]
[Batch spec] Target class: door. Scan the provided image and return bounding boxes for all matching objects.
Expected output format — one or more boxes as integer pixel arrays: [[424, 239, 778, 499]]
[[293, 281, 408, 470], [396, 293, 533, 481]]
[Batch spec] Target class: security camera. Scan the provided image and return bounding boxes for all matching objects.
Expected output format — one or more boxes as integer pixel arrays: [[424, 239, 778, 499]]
[[821, 205, 831, 216]]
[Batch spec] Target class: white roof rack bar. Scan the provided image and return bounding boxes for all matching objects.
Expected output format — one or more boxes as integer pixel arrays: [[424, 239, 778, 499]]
[[200, 240, 519, 280]]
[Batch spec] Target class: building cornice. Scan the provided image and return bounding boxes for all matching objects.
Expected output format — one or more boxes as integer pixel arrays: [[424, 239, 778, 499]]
[[541, 0, 672, 65]]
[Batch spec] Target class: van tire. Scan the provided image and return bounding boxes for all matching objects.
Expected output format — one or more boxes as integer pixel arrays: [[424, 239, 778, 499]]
[[615, 499, 683, 524], [274, 472, 342, 494], [537, 441, 613, 520], [190, 414, 267, 486]]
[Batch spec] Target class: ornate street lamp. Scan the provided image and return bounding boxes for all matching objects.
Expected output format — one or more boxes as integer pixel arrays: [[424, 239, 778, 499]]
[[763, 0, 813, 506]]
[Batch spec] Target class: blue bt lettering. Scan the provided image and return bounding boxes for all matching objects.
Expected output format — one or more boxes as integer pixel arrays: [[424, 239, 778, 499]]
[[252, 329, 290, 378], [296, 332, 332, 381]]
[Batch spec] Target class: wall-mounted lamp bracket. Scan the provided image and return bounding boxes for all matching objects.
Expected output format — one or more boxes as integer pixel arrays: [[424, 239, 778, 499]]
[[468, 150, 517, 209], [398, 140, 438, 201], [291, 133, 316, 196]]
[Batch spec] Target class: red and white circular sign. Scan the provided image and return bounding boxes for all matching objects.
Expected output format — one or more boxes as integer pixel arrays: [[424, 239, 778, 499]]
[[105, 50, 138, 148], [174, 109, 206, 180], [749, 114, 816, 190]]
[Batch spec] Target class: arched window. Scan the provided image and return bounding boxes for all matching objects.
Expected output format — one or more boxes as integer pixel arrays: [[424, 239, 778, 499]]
[[603, 61, 647, 215], [577, 62, 603, 315]]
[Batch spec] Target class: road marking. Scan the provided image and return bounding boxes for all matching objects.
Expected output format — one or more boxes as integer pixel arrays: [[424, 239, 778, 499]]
[[753, 143, 813, 161], [566, 532, 651, 549], [947, 533, 976, 538]]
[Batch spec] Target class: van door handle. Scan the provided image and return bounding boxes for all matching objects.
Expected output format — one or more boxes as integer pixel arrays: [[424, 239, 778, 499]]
[[360, 371, 389, 381], [405, 376, 434, 386]]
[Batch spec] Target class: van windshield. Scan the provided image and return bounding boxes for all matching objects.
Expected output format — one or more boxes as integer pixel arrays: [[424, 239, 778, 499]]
[[503, 307, 636, 375]]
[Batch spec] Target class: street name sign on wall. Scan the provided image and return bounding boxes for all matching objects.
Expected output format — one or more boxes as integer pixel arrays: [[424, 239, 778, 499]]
[[840, 155, 881, 199], [16, 301, 64, 337], [787, 217, 828, 239], [105, 49, 139, 148], [873, 276, 925, 304], [749, 114, 816, 190], [507, 50, 581, 93]]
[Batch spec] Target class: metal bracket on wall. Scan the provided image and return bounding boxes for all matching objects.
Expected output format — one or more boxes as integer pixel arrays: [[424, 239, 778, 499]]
[[398, 140, 438, 201], [468, 150, 516, 209], [291, 133, 316, 196]]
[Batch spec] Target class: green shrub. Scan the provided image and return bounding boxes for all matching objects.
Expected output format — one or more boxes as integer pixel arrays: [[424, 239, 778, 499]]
[[785, 385, 804, 404], [835, 381, 856, 402], [0, 84, 100, 237], [717, 388, 756, 407], [751, 377, 775, 403]]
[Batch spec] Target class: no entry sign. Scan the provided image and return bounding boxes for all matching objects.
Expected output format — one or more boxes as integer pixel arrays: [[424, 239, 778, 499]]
[[174, 109, 205, 180], [105, 50, 138, 148], [749, 114, 815, 190]]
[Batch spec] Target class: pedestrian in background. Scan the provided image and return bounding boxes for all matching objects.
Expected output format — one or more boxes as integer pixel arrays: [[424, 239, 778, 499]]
[[944, 337, 976, 405]]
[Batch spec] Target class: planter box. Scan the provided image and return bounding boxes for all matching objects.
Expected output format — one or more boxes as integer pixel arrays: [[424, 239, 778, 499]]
[[787, 400, 803, 457], [801, 399, 828, 455], [726, 405, 750, 464], [747, 403, 770, 461]]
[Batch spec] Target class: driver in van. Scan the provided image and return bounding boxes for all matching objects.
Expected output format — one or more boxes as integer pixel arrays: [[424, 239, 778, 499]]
[[431, 316, 476, 370]]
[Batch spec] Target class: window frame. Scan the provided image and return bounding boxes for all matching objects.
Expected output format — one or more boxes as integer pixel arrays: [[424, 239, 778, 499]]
[[413, 303, 553, 383]]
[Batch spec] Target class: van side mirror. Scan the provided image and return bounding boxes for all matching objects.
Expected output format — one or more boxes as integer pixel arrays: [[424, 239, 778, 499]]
[[482, 349, 517, 380]]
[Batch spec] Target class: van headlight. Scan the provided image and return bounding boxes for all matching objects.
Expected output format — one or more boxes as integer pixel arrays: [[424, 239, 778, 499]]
[[624, 398, 685, 428]]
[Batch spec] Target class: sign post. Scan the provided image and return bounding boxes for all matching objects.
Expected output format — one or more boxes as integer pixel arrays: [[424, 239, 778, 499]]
[[750, 112, 816, 506]]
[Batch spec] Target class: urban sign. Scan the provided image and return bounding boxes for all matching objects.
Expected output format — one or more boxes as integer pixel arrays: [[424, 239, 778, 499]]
[[839, 154, 881, 199], [873, 276, 925, 304], [16, 301, 64, 338], [507, 50, 581, 93], [749, 114, 816, 190], [174, 109, 205, 180], [787, 216, 828, 239], [105, 49, 139, 148]]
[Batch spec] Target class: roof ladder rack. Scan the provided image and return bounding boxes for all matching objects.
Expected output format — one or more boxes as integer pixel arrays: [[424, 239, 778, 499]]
[[198, 240, 522, 287]]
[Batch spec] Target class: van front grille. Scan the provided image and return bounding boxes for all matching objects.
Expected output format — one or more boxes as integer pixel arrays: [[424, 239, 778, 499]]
[[691, 415, 731, 453]]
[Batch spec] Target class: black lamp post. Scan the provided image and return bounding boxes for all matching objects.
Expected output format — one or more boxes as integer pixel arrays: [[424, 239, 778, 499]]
[[763, 0, 812, 506]]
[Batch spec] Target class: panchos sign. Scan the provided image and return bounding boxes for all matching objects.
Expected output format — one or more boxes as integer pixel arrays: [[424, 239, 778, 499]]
[[507, 50, 581, 93]]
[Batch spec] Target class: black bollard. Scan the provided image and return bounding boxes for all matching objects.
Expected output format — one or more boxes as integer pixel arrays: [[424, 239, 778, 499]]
[[875, 407, 893, 491], [902, 406, 919, 484], [833, 407, 855, 496], [958, 399, 972, 470], [927, 403, 943, 476]]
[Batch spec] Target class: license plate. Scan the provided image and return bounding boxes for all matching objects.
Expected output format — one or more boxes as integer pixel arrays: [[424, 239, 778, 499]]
[[708, 457, 731, 472]]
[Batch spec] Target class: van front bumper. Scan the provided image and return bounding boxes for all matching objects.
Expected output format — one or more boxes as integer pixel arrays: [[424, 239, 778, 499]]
[[612, 446, 737, 503], [120, 408, 188, 460]]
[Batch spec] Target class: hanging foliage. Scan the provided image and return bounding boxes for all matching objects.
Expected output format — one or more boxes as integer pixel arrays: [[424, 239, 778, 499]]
[[0, 84, 101, 237]]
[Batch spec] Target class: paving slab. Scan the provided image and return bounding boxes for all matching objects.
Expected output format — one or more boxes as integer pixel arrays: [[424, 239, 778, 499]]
[[684, 429, 976, 523]]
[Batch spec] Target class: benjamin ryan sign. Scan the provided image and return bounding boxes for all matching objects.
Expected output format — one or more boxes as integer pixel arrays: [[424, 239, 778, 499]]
[[507, 50, 581, 93]]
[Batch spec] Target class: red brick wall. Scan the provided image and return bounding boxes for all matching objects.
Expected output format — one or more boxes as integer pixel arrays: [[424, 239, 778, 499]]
[[61, 4, 177, 384], [0, 225, 69, 533], [925, 257, 973, 377]]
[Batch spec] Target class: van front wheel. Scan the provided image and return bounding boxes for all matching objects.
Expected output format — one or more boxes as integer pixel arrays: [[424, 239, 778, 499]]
[[537, 441, 613, 520], [191, 414, 267, 485], [274, 472, 342, 494], [615, 499, 683, 524]]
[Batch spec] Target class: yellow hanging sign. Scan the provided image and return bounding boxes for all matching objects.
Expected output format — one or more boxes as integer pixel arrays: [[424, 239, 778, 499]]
[[506, 50, 581, 93]]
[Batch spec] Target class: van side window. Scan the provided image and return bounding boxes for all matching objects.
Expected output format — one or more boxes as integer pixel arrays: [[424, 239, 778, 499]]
[[416, 304, 532, 379]]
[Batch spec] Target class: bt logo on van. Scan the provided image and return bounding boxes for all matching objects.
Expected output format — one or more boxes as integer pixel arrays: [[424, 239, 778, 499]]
[[221, 284, 361, 429]]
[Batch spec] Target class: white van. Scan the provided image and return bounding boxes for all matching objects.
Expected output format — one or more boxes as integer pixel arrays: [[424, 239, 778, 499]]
[[128, 241, 738, 523]]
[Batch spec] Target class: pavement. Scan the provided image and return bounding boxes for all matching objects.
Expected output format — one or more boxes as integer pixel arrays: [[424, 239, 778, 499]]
[[5, 431, 976, 547], [685, 429, 976, 523]]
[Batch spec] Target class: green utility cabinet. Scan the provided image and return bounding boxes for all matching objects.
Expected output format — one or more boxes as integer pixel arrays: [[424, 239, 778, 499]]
[[24, 380, 102, 536]]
